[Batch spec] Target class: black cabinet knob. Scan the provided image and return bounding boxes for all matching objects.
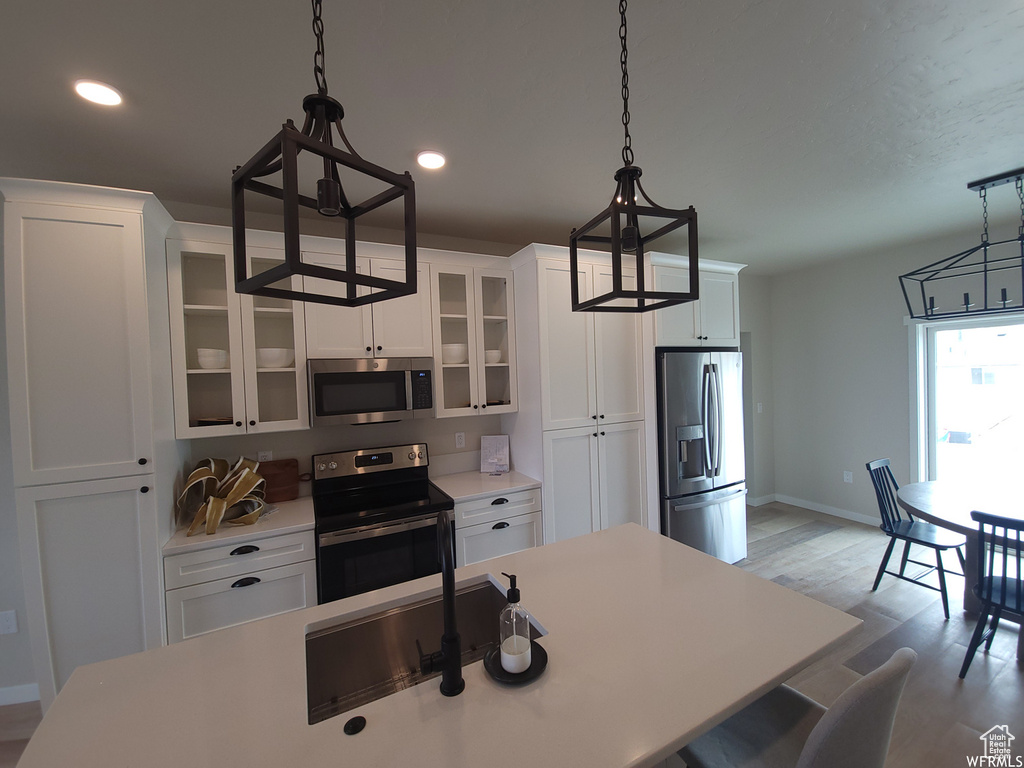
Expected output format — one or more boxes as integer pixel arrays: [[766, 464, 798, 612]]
[[138, 458, 148, 465], [600, 431, 606, 436], [481, 404, 487, 409], [473, 404, 478, 409], [600, 414, 605, 419], [592, 415, 598, 420], [593, 432, 598, 437], [140, 486, 150, 493], [376, 345, 382, 351], [249, 420, 256, 427], [365, 346, 372, 352], [235, 421, 242, 427]]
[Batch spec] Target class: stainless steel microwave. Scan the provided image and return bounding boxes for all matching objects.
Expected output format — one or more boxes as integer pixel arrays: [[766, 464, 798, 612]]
[[308, 358, 434, 426]]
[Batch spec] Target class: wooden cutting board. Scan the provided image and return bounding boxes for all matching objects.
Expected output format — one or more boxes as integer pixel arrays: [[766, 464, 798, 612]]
[[258, 459, 299, 503]]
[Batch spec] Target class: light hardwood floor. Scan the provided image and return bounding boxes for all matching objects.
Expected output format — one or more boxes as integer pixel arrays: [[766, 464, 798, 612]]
[[2, 501, 1021, 767]]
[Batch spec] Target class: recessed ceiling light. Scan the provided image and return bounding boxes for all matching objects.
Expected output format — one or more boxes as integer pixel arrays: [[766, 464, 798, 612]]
[[74, 80, 122, 106], [417, 151, 446, 170]]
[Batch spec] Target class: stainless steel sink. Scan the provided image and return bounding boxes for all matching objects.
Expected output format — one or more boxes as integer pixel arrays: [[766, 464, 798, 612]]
[[306, 575, 544, 724]]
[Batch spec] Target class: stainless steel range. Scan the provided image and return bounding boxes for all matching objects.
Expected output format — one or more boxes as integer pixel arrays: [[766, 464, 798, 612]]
[[312, 443, 455, 604]]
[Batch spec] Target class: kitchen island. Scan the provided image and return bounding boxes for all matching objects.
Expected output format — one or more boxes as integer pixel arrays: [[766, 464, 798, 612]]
[[18, 524, 860, 768]]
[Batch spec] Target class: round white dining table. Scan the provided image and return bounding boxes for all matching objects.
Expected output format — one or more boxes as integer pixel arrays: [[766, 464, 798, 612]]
[[896, 480, 1023, 657]]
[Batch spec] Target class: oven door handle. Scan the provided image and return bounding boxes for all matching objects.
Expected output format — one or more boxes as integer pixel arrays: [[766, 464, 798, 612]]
[[318, 512, 450, 547]]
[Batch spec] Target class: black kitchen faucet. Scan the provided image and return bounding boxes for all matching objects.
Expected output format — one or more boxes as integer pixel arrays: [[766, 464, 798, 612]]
[[418, 509, 465, 697]]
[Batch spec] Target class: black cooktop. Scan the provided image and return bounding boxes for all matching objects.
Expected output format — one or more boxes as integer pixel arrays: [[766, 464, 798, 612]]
[[312, 478, 454, 534]]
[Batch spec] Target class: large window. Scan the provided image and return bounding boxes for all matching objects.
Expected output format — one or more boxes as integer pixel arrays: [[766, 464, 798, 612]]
[[922, 318, 1024, 480]]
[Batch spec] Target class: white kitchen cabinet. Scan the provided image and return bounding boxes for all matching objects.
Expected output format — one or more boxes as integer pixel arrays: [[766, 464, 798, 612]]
[[163, 529, 316, 644], [431, 265, 518, 418], [303, 250, 433, 359], [16, 475, 164, 706], [2, 199, 156, 485], [167, 232, 308, 438], [541, 420, 646, 544], [537, 258, 643, 430], [653, 264, 742, 347], [455, 512, 542, 568]]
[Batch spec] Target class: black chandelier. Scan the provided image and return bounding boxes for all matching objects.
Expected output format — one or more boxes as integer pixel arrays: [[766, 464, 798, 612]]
[[900, 167, 1024, 320], [569, 0, 699, 313], [232, 0, 416, 307]]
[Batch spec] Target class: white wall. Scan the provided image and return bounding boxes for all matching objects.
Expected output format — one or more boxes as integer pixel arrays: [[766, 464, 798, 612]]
[[739, 273, 776, 504], [767, 228, 995, 523]]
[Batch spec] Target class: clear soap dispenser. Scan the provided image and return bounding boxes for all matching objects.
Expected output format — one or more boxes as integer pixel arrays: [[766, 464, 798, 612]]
[[499, 572, 532, 674]]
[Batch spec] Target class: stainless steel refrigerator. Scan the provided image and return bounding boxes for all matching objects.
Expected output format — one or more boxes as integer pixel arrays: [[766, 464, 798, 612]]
[[657, 348, 747, 563]]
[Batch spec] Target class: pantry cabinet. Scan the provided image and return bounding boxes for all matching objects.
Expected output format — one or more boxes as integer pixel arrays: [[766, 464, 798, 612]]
[[430, 265, 518, 418], [653, 263, 742, 347], [2, 198, 156, 485], [540, 421, 645, 543], [303, 248, 433, 359], [167, 227, 308, 438], [537, 258, 643, 430]]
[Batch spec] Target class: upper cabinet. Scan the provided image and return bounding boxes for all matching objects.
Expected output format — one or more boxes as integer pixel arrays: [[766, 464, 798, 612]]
[[653, 263, 743, 347], [2, 189, 166, 485], [537, 259, 644, 430], [430, 265, 518, 418], [167, 230, 308, 438], [303, 248, 433, 359]]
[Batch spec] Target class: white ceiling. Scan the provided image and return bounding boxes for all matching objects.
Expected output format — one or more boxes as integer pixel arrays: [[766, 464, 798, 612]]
[[2, 0, 1023, 274]]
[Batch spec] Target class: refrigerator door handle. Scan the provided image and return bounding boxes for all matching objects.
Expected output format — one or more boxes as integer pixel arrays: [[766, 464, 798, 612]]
[[713, 363, 724, 477], [701, 364, 712, 478], [671, 487, 747, 512]]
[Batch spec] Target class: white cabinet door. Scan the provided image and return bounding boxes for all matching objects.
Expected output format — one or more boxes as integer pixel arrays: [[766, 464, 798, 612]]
[[4, 202, 154, 485], [432, 265, 481, 417], [537, 260, 597, 430], [653, 265, 700, 346], [302, 253, 373, 358], [542, 427, 600, 543], [455, 512, 542, 567], [16, 475, 163, 708], [597, 421, 646, 530], [700, 272, 741, 346], [369, 259, 433, 357], [592, 264, 644, 424], [474, 268, 518, 416]]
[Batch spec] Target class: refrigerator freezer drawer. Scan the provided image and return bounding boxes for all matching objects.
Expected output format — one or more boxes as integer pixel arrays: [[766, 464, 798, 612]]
[[663, 487, 747, 564]]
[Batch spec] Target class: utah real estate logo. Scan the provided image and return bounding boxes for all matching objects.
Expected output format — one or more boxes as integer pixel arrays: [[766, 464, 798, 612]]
[[968, 726, 1020, 767]]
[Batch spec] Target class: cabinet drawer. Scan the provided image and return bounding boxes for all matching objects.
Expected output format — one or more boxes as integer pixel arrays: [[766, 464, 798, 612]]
[[163, 530, 315, 589], [453, 488, 540, 527], [166, 560, 316, 643], [455, 511, 542, 567]]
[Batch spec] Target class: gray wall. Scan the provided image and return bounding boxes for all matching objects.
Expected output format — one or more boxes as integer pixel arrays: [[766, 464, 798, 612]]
[[766, 228, 991, 522], [739, 273, 776, 504]]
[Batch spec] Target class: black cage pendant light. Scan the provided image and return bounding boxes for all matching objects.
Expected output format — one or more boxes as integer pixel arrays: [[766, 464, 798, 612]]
[[899, 166, 1024, 320], [232, 0, 416, 307], [570, 0, 699, 313]]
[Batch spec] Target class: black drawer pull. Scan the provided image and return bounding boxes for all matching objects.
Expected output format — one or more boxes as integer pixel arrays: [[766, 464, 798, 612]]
[[490, 497, 509, 505], [231, 576, 261, 589], [492, 521, 510, 530], [230, 545, 260, 556]]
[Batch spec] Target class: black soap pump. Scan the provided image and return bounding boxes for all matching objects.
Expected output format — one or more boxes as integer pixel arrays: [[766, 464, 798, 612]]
[[499, 572, 532, 674]]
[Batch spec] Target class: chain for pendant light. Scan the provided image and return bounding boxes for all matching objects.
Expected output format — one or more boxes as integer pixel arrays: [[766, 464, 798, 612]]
[[1017, 177, 1024, 237], [980, 187, 989, 243], [619, 0, 633, 167], [312, 0, 328, 95]]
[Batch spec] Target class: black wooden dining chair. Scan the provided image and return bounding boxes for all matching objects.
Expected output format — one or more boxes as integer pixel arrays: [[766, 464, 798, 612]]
[[959, 511, 1024, 678], [865, 459, 966, 619]]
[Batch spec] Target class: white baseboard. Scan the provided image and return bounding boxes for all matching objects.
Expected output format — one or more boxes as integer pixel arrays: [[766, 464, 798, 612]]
[[0, 683, 40, 706], [774, 494, 878, 528], [747, 494, 776, 507]]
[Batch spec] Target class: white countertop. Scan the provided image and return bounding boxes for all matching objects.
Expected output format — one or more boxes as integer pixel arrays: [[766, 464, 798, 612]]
[[162, 496, 315, 556], [23, 524, 860, 768], [431, 469, 540, 501]]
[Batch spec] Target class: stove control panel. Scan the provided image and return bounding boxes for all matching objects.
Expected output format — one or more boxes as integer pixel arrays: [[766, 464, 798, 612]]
[[313, 443, 429, 480]]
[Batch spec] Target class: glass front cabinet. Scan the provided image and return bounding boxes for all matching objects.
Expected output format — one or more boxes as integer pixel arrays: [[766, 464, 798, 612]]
[[430, 265, 517, 418], [166, 234, 308, 438]]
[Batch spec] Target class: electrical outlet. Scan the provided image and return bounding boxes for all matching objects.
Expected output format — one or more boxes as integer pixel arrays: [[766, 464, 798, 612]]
[[0, 610, 17, 635], [257, 451, 273, 462], [455, 432, 466, 449], [843, 471, 853, 484], [757, 402, 763, 414]]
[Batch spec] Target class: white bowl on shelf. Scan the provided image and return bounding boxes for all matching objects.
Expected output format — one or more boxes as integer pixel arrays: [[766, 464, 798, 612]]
[[484, 349, 502, 364], [256, 347, 295, 368], [441, 343, 468, 364], [196, 348, 228, 369]]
